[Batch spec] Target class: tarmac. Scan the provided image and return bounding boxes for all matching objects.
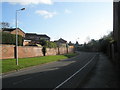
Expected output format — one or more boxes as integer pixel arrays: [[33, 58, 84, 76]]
[[78, 53, 120, 88], [2, 52, 120, 89]]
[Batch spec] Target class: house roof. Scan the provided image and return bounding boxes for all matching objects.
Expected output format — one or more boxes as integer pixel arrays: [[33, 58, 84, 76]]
[[26, 33, 37, 36], [25, 33, 50, 39], [2, 28, 15, 32], [37, 34, 50, 38], [54, 38, 67, 43], [2, 28, 25, 34]]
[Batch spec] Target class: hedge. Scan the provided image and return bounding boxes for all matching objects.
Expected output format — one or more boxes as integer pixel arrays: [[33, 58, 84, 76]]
[[1, 32, 23, 46]]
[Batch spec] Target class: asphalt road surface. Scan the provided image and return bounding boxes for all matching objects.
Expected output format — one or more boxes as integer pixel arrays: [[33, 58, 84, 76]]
[[2, 52, 99, 89]]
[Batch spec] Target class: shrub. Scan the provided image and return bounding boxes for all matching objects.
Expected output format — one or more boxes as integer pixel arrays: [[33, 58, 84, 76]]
[[1, 32, 23, 46], [46, 41, 57, 48], [39, 39, 57, 48], [42, 46, 46, 56]]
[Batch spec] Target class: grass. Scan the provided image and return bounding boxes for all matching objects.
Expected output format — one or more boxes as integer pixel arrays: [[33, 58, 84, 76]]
[[1, 53, 77, 73], [64, 53, 78, 58]]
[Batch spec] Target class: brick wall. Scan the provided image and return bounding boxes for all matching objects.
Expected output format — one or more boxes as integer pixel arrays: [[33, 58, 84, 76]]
[[46, 48, 58, 56], [68, 47, 74, 53], [0, 45, 74, 59], [1, 45, 15, 59], [18, 46, 43, 58]]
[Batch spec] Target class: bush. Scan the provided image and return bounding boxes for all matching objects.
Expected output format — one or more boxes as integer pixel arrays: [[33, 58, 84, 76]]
[[46, 41, 57, 48], [1, 32, 23, 46], [42, 46, 46, 56], [39, 39, 57, 48]]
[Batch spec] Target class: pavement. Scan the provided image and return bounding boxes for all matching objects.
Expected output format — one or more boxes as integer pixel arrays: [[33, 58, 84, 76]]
[[78, 53, 120, 88]]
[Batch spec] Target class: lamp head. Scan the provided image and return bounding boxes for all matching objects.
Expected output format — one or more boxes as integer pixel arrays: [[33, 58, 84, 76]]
[[21, 8, 25, 10]]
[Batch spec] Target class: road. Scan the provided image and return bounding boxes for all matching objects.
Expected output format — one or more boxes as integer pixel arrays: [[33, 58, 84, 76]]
[[2, 52, 99, 89]]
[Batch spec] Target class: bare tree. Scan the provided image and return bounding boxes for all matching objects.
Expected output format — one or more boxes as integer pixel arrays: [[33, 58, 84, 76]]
[[0, 22, 10, 29]]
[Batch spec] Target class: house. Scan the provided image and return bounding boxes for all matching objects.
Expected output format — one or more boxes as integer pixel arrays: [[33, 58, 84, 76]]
[[25, 33, 50, 41], [54, 38, 67, 43], [24, 33, 50, 46], [25, 33, 38, 41], [37, 34, 50, 41], [23, 40, 31, 46], [54, 38, 67, 47], [2, 28, 25, 37]]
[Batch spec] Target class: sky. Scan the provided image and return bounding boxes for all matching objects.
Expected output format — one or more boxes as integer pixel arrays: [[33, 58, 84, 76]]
[[1, 0, 113, 44]]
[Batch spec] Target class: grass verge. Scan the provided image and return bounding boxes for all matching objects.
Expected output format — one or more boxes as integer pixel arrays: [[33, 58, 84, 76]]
[[1, 53, 77, 73]]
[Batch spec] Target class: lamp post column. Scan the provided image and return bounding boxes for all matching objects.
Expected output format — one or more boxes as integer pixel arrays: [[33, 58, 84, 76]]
[[15, 8, 25, 65], [16, 10, 18, 65]]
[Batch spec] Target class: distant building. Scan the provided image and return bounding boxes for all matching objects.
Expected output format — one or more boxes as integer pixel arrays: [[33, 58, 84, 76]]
[[2, 28, 25, 37], [54, 38, 67, 43], [54, 38, 67, 47]]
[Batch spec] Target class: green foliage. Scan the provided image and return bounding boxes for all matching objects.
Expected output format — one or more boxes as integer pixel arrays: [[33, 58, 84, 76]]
[[39, 39, 57, 48], [39, 39, 47, 46], [39, 39, 57, 56], [64, 53, 77, 58], [42, 46, 46, 56], [18, 35, 23, 46], [76, 31, 114, 53], [1, 32, 23, 46], [98, 32, 114, 53], [46, 41, 57, 48]]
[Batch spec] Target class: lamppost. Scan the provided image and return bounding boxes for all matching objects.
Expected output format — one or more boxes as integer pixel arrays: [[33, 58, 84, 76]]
[[16, 8, 25, 65]]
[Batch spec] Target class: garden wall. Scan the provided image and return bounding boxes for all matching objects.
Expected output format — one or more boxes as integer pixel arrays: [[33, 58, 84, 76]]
[[0, 45, 74, 59]]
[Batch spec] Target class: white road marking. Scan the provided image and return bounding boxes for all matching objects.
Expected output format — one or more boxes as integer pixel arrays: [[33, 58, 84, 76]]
[[53, 55, 97, 90]]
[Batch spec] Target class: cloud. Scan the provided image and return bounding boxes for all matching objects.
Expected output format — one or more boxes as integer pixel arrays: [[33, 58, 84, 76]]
[[65, 9, 72, 14], [2, 0, 53, 5], [35, 10, 57, 19]]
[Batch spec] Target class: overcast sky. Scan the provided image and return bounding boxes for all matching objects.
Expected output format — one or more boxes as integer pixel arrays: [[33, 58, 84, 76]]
[[2, 0, 113, 44]]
